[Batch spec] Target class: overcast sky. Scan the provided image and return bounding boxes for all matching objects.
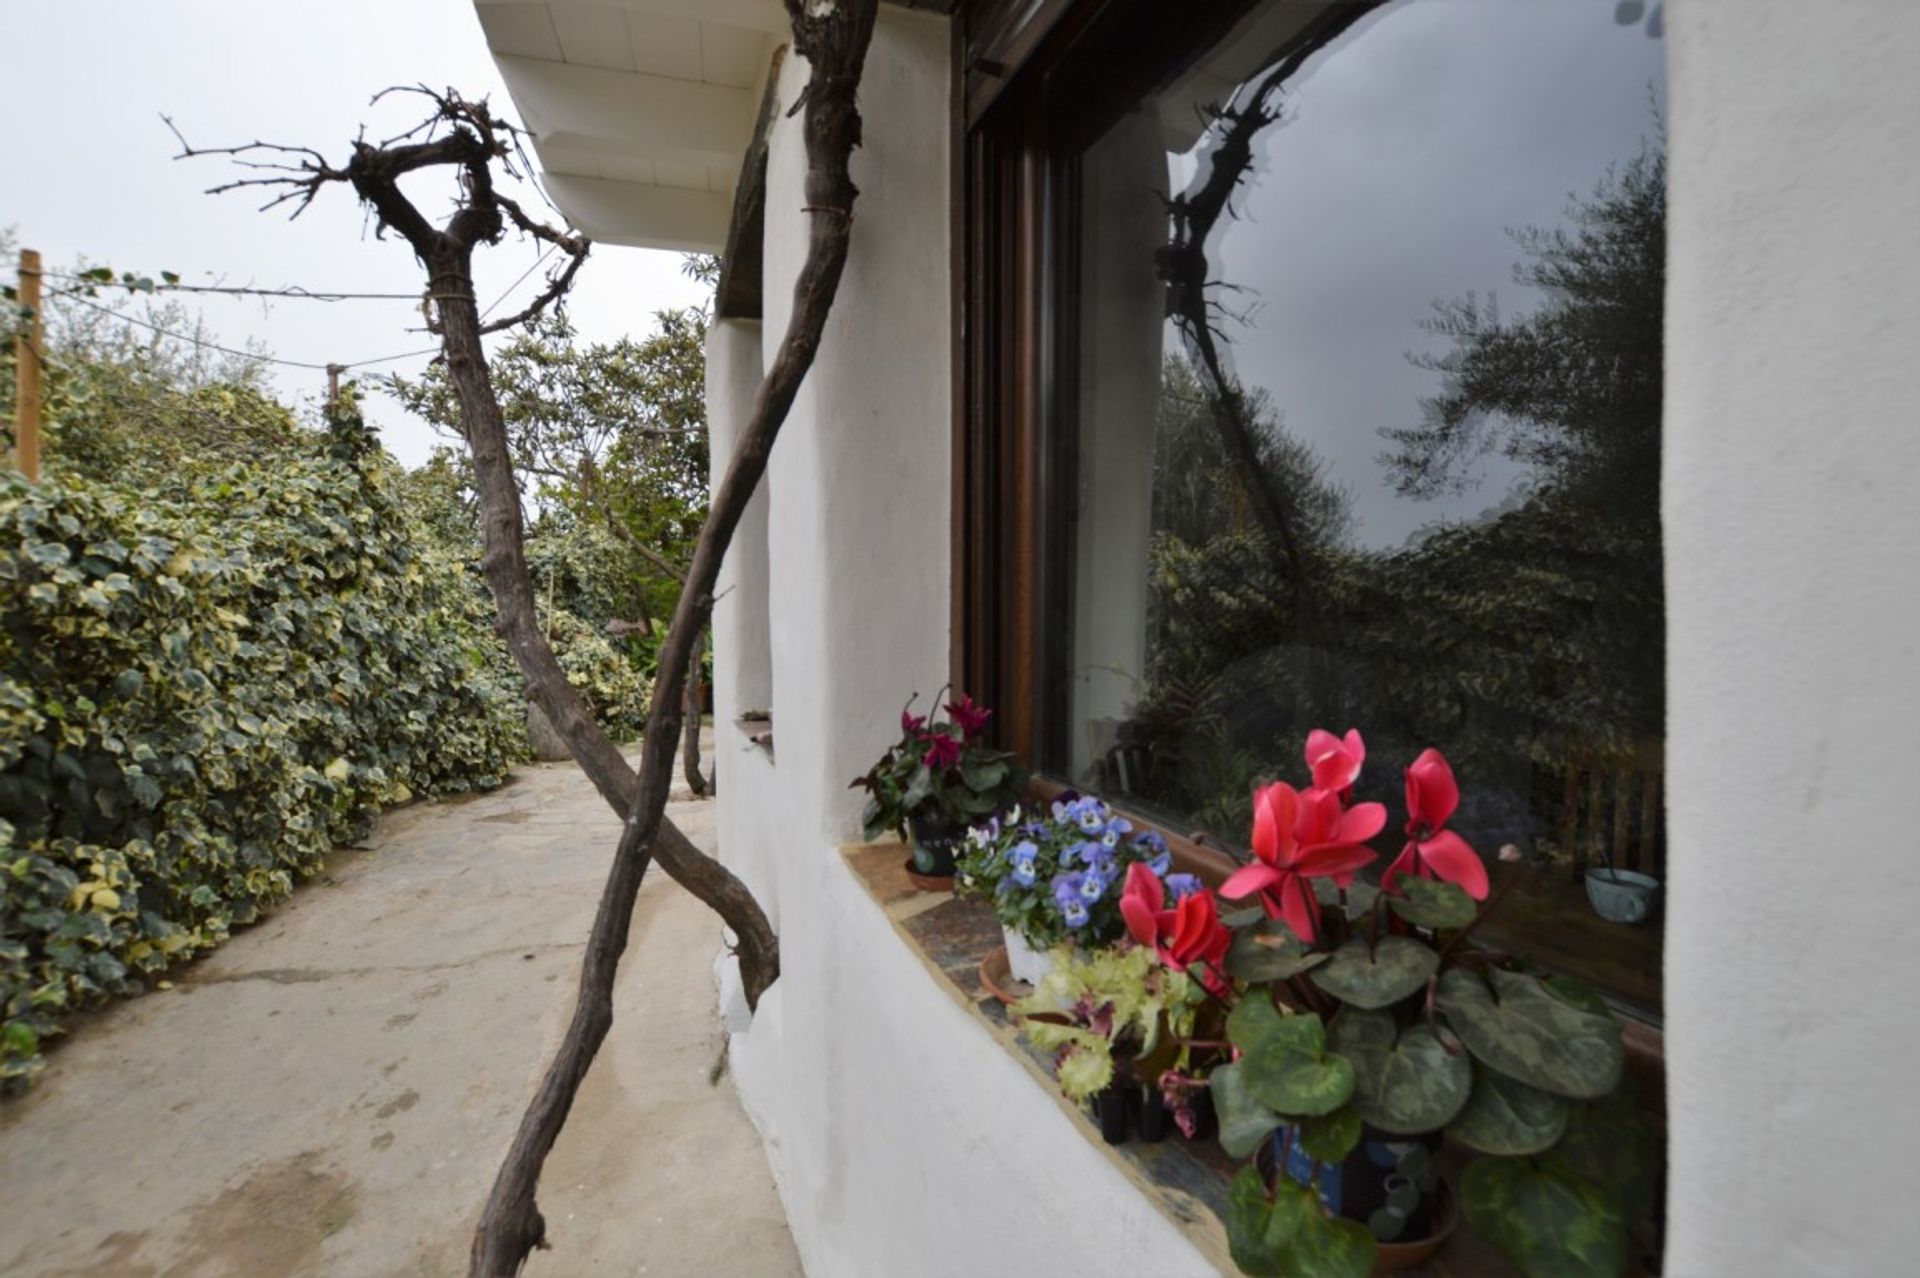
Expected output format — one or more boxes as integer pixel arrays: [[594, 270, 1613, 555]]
[[1158, 0, 1668, 549], [6, 1, 709, 469]]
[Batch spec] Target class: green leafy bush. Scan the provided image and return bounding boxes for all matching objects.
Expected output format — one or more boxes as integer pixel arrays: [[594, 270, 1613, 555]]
[[0, 419, 526, 1090], [546, 605, 651, 741]]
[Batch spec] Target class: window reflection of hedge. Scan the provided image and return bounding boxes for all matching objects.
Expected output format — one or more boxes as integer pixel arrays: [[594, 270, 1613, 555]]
[[0, 409, 527, 1091], [1129, 147, 1665, 848]]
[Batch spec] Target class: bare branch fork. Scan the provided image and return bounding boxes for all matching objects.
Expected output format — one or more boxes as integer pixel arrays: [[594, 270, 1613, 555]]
[[177, 5, 878, 1271]]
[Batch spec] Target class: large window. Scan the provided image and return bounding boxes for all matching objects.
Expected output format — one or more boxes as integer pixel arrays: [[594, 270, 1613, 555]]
[[964, 0, 1667, 1011]]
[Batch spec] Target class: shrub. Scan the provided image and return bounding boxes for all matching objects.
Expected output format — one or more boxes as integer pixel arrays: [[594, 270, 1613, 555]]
[[0, 419, 526, 1090]]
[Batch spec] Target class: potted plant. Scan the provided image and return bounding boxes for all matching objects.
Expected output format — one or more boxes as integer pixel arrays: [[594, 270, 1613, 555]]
[[1192, 731, 1658, 1278], [1009, 946, 1199, 1141], [850, 691, 1026, 890], [956, 792, 1176, 984]]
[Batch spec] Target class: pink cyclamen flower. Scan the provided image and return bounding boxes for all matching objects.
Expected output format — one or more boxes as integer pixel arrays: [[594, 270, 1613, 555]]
[[920, 731, 962, 771], [1121, 863, 1231, 993], [1305, 728, 1366, 796], [1381, 748, 1489, 900], [1220, 781, 1383, 943], [901, 708, 927, 736]]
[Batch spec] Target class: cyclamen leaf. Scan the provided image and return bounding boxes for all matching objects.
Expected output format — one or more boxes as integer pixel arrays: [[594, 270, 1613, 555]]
[[1310, 937, 1438, 1010], [1449, 1069, 1568, 1156], [1212, 1061, 1284, 1159], [1328, 1008, 1471, 1135], [1437, 968, 1624, 1100], [1462, 1156, 1627, 1278]]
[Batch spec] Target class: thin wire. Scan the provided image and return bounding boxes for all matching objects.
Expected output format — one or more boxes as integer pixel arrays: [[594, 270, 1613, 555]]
[[46, 271, 421, 302], [481, 244, 556, 321], [40, 253, 560, 375], [49, 288, 439, 371]]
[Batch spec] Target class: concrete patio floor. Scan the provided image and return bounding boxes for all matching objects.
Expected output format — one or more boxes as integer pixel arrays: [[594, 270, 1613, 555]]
[[0, 755, 800, 1278]]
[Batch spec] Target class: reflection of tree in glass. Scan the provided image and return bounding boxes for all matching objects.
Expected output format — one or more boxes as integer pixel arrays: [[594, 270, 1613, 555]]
[[1151, 354, 1353, 552], [1128, 142, 1667, 851], [1385, 141, 1665, 522]]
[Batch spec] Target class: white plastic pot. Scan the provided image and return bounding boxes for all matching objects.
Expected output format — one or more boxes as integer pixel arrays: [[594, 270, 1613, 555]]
[[1003, 925, 1054, 986]]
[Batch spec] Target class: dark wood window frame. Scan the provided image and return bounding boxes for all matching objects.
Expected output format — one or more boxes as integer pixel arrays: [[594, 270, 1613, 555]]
[[956, 0, 1341, 885]]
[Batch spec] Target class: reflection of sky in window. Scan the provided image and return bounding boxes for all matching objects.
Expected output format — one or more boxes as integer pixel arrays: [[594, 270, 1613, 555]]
[[1162, 0, 1666, 551]]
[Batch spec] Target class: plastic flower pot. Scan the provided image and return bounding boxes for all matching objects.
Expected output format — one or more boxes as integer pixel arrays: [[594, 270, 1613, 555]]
[[1092, 1078, 1133, 1145], [1585, 867, 1660, 924], [1002, 925, 1054, 986], [905, 814, 962, 891], [1135, 1083, 1173, 1143], [1257, 1128, 1456, 1273]]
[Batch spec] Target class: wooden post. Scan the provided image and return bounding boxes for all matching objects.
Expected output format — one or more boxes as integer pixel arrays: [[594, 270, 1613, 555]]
[[12, 249, 42, 481], [326, 362, 344, 412]]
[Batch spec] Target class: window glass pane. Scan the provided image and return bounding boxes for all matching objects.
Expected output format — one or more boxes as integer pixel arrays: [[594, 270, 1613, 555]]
[[1063, 0, 1667, 1007]]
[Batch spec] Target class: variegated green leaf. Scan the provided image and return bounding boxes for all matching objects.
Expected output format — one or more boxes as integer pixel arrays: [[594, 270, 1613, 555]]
[[1310, 937, 1438, 1010], [1437, 968, 1624, 1100], [1449, 1069, 1568, 1155], [1328, 1008, 1471, 1135], [1462, 1156, 1626, 1278]]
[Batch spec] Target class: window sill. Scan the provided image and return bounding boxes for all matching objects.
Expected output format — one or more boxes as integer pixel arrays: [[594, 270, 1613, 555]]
[[839, 841, 1591, 1278]]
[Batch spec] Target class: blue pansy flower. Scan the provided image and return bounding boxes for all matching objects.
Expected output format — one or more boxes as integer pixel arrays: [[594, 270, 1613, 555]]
[[1006, 838, 1039, 866], [1011, 858, 1038, 888], [1079, 868, 1109, 902], [1165, 873, 1203, 901], [1052, 872, 1085, 911], [1061, 898, 1090, 929]]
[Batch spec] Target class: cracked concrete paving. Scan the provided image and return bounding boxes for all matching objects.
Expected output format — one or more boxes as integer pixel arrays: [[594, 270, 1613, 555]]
[[0, 755, 802, 1278]]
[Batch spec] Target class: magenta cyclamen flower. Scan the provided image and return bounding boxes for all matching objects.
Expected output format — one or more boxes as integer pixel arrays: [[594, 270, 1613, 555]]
[[945, 692, 993, 740], [920, 731, 962, 771]]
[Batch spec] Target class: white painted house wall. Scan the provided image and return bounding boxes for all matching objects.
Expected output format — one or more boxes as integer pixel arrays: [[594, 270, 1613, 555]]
[[711, 9, 1224, 1276], [1663, 2, 1920, 1274]]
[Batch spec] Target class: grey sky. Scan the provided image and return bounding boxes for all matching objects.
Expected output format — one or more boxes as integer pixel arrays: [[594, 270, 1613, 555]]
[[6, 1, 709, 469], [1180, 0, 1667, 549]]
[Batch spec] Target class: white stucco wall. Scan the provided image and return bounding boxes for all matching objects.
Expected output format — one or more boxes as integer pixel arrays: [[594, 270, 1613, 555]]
[[713, 8, 1220, 1275], [1664, 2, 1920, 1273]]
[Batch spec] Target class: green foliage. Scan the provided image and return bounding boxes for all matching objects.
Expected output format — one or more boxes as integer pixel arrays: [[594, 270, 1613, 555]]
[[1012, 945, 1197, 1103], [1462, 1156, 1626, 1278], [853, 694, 1025, 844], [1325, 1008, 1472, 1135], [1308, 937, 1439, 1010], [0, 411, 525, 1089], [1434, 968, 1625, 1101], [544, 605, 650, 741], [1226, 1166, 1375, 1278]]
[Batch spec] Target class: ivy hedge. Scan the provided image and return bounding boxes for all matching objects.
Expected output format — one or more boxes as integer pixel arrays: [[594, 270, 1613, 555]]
[[0, 416, 528, 1090]]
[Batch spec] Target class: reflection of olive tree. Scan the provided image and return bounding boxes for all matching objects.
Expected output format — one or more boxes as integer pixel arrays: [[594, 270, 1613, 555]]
[[1385, 142, 1666, 522], [1157, 2, 1388, 640], [1135, 141, 1667, 835]]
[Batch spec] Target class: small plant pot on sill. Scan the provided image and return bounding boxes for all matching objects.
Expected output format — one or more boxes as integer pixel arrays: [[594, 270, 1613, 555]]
[[1585, 867, 1660, 924], [905, 814, 963, 891], [1002, 925, 1054, 986], [1257, 1129, 1458, 1274]]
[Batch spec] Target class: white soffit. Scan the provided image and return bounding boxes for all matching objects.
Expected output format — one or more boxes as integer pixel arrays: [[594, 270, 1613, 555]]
[[473, 0, 786, 252]]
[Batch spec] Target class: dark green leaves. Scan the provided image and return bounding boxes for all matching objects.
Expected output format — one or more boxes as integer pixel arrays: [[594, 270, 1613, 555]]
[[1386, 877, 1476, 929], [1449, 1070, 1568, 1155], [1328, 1008, 1471, 1135], [1553, 1083, 1659, 1223], [1295, 1107, 1363, 1164], [1241, 1012, 1356, 1118], [1226, 919, 1331, 982], [1437, 969, 1624, 1099], [1213, 1062, 1284, 1159], [1462, 1157, 1626, 1278], [1226, 1169, 1375, 1278], [1310, 937, 1438, 1009]]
